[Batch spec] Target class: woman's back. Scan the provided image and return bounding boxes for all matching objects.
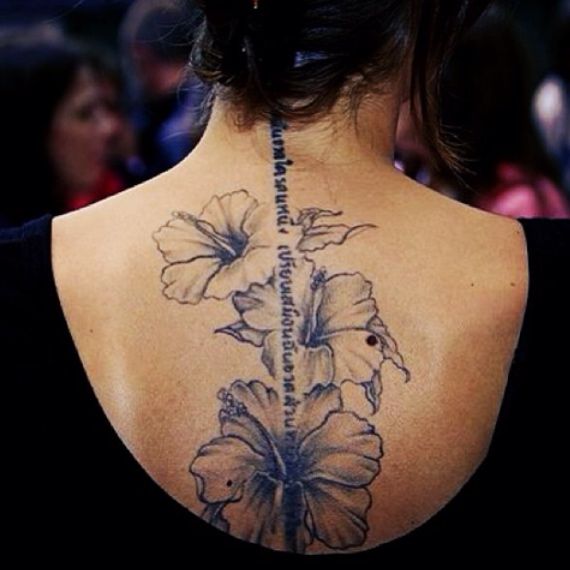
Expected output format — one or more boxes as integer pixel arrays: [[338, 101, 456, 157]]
[[3, 1, 567, 560], [43, 138, 530, 556]]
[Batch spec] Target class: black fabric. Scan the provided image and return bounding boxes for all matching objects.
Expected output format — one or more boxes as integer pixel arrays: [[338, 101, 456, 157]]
[[1, 213, 569, 563]]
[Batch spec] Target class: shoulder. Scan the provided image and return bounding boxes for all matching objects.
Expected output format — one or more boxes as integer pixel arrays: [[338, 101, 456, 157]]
[[421, 188, 530, 302], [417, 196, 532, 355], [456, 209, 570, 357]]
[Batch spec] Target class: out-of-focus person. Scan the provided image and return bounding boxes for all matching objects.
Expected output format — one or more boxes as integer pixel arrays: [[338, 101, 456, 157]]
[[532, 0, 570, 198], [86, 47, 148, 190], [0, 24, 124, 228], [396, 4, 570, 219], [119, 0, 207, 180], [395, 98, 462, 200]]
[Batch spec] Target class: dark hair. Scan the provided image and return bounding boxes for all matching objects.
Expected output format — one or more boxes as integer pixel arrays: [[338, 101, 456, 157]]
[[439, 4, 565, 200], [188, 0, 494, 178], [0, 24, 89, 225], [552, 0, 570, 83]]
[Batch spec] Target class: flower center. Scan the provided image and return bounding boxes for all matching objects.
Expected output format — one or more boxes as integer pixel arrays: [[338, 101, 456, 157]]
[[216, 231, 248, 264], [302, 268, 327, 347], [175, 211, 249, 265]]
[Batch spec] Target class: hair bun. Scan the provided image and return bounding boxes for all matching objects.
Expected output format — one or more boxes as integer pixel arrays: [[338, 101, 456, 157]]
[[197, 0, 250, 27], [197, 0, 304, 46], [196, 0, 305, 81]]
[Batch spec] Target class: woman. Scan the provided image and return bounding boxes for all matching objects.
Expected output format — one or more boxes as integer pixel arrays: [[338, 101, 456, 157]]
[[396, 3, 570, 218], [0, 25, 123, 228], [119, 0, 208, 180], [438, 4, 570, 217], [1, 1, 568, 562], [533, 0, 570, 198]]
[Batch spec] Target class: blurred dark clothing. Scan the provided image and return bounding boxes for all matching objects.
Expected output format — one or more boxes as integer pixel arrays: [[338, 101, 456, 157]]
[[133, 80, 206, 180]]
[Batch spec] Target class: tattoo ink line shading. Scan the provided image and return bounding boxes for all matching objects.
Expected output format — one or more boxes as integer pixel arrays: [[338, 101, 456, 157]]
[[270, 114, 295, 234], [270, 112, 303, 550], [150, 111, 412, 554]]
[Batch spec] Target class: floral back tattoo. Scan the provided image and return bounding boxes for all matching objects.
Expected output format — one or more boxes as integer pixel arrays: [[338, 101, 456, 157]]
[[152, 113, 411, 554]]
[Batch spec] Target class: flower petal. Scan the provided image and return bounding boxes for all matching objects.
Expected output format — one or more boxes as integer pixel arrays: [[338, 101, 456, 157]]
[[190, 435, 266, 504], [295, 383, 343, 443], [215, 320, 267, 347], [326, 328, 382, 383], [295, 207, 342, 230], [234, 278, 281, 332], [316, 272, 377, 333], [152, 214, 222, 262], [226, 380, 284, 446], [293, 258, 321, 335], [220, 414, 277, 466], [361, 371, 383, 415], [205, 245, 275, 299], [221, 473, 307, 551], [303, 479, 373, 549], [295, 343, 334, 391], [261, 322, 334, 391], [298, 223, 377, 253], [243, 202, 274, 246], [160, 257, 220, 304], [299, 411, 382, 487], [369, 316, 411, 382], [261, 330, 281, 378], [200, 190, 258, 240]]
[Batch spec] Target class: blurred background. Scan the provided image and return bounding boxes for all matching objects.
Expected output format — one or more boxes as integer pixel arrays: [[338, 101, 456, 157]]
[[0, 0, 568, 228]]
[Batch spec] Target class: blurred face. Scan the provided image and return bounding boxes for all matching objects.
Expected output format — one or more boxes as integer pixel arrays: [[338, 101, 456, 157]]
[[48, 65, 116, 193], [96, 74, 136, 159]]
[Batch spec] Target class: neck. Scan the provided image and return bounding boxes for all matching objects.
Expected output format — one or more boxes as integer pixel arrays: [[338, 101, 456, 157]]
[[180, 86, 405, 177]]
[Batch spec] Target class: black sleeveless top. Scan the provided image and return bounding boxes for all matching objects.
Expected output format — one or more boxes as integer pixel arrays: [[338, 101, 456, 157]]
[[1, 213, 569, 563]]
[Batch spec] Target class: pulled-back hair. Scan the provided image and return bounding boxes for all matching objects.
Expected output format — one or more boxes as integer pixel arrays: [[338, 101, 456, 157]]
[[188, 0, 494, 178]]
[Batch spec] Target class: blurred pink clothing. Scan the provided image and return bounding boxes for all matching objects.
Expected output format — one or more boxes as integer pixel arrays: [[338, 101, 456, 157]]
[[473, 161, 570, 219]]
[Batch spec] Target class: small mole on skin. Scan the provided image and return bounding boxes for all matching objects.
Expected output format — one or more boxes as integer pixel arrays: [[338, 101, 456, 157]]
[[366, 335, 378, 346], [510, 282, 516, 287], [470, 282, 475, 287], [89, 328, 94, 333], [227, 480, 233, 487]]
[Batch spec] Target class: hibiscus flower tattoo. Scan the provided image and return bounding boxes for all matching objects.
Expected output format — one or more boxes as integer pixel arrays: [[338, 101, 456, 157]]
[[216, 257, 410, 413], [151, 114, 413, 554], [190, 380, 382, 553], [152, 190, 274, 304], [152, 191, 378, 305]]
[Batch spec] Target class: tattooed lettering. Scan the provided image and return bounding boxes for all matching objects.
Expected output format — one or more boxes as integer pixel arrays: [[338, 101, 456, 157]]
[[151, 112, 412, 554], [271, 116, 294, 232], [271, 114, 300, 498]]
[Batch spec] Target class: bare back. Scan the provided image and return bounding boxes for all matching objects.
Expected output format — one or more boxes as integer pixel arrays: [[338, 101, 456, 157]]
[[50, 137, 529, 554]]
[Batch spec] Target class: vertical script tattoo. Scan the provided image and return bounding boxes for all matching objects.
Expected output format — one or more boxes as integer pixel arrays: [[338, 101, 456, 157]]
[[151, 112, 411, 554]]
